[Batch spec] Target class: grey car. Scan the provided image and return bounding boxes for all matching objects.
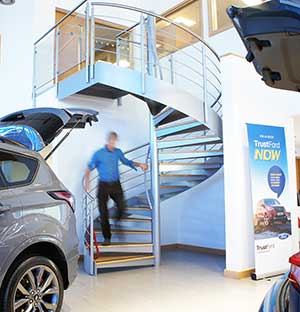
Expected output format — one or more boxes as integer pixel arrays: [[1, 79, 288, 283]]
[[0, 107, 98, 312]]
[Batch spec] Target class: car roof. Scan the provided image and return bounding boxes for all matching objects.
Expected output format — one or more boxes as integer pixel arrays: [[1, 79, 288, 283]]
[[0, 140, 41, 159], [0, 136, 26, 148]]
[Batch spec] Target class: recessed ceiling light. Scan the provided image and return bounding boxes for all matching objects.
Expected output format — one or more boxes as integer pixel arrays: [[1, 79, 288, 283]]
[[173, 17, 196, 27]]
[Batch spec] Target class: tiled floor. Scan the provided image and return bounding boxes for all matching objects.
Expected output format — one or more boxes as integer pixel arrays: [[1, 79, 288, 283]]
[[62, 249, 277, 312]]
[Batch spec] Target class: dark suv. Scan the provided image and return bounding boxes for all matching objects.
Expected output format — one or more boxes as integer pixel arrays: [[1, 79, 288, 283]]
[[0, 107, 98, 312]]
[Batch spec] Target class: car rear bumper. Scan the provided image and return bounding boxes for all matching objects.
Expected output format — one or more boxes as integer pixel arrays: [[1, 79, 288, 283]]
[[273, 215, 287, 221], [67, 252, 79, 287]]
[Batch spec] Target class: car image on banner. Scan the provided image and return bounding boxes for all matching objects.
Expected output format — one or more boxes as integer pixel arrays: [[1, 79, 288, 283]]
[[254, 198, 291, 239]]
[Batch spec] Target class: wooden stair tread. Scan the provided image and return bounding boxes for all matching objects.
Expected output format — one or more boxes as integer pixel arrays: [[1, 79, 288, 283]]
[[160, 162, 221, 166], [99, 242, 153, 247], [159, 149, 223, 154], [160, 173, 206, 177], [95, 229, 151, 234], [109, 217, 151, 222], [160, 185, 188, 189], [126, 207, 151, 211], [159, 134, 219, 142], [96, 253, 154, 264], [85, 242, 153, 249]]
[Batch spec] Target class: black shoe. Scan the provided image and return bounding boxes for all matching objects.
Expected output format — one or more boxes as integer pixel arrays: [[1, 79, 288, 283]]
[[102, 239, 111, 246]]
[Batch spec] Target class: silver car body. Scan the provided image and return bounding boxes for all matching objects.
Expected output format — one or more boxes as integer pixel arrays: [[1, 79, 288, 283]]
[[0, 107, 98, 291]]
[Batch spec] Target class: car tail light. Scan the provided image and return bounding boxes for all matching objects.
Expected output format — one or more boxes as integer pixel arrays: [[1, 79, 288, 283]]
[[289, 253, 300, 289], [48, 191, 75, 212]]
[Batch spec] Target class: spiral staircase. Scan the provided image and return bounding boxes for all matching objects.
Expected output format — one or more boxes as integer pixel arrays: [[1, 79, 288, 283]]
[[33, 2, 223, 275]]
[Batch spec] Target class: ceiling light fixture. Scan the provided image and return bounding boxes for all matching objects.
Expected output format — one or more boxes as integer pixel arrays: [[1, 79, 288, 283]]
[[173, 17, 196, 27]]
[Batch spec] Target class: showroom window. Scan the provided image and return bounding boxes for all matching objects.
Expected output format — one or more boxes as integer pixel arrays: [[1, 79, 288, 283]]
[[208, 0, 252, 36], [156, 0, 203, 57], [161, 0, 203, 37], [0, 151, 38, 187], [55, 8, 127, 77]]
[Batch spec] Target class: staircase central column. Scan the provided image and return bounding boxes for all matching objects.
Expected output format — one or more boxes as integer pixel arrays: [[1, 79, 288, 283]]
[[150, 115, 161, 267], [146, 14, 161, 267]]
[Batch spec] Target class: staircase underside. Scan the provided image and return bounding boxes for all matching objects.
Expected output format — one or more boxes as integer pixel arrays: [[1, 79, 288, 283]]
[[58, 62, 222, 139]]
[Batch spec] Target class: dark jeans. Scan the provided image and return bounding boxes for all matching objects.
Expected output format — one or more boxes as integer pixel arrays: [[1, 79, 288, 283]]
[[97, 180, 125, 240]]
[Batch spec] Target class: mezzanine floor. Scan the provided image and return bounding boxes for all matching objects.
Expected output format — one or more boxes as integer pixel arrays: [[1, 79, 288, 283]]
[[62, 249, 276, 312]]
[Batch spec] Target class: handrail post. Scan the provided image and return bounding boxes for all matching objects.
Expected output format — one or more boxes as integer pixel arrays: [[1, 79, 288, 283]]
[[32, 45, 37, 108], [169, 54, 174, 85], [78, 25, 83, 71], [146, 15, 155, 77], [116, 33, 123, 106], [55, 28, 60, 96], [202, 45, 208, 124], [149, 115, 161, 267], [90, 3, 95, 80], [140, 14, 145, 94], [85, 1, 90, 83], [116, 37, 121, 66], [89, 196, 94, 275]]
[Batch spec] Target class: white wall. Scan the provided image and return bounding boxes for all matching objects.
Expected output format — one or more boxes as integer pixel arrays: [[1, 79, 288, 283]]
[[0, 1, 35, 115], [0, 0, 56, 116], [222, 55, 300, 272], [177, 168, 225, 249]]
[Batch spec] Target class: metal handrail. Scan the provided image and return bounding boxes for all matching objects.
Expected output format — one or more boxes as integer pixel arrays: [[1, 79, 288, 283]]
[[144, 146, 153, 210], [34, 1, 219, 61], [90, 2, 219, 61], [83, 141, 152, 200], [34, 0, 87, 45], [81, 140, 154, 272], [34, 2, 221, 109]]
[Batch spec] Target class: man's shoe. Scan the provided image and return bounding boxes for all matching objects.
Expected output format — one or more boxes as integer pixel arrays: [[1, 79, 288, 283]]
[[102, 239, 111, 246]]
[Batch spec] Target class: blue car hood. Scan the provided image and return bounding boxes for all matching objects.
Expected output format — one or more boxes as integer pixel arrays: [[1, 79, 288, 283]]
[[0, 107, 98, 152]]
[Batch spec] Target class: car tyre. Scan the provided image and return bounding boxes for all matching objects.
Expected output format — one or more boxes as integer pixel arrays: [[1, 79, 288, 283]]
[[0, 256, 64, 312], [263, 213, 270, 226]]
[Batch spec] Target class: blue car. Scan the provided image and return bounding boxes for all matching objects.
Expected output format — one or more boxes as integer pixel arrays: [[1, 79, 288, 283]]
[[227, 0, 300, 311]]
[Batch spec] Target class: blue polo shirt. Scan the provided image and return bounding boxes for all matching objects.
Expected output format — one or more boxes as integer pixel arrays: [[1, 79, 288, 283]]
[[88, 146, 137, 182]]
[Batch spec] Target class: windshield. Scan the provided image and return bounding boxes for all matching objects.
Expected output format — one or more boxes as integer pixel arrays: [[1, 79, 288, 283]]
[[264, 198, 280, 206]]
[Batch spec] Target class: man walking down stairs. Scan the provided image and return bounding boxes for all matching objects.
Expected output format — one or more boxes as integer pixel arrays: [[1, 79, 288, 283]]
[[84, 131, 148, 245]]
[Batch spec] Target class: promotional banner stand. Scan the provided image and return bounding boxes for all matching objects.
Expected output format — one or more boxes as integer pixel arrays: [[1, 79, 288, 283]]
[[247, 123, 294, 280]]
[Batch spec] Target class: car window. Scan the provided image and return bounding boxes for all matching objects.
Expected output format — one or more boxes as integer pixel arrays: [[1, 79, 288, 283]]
[[264, 199, 280, 206], [0, 150, 38, 188]]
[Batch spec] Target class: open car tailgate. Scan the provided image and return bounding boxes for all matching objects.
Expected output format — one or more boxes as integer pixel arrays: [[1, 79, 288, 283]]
[[227, 0, 300, 92], [0, 107, 99, 151]]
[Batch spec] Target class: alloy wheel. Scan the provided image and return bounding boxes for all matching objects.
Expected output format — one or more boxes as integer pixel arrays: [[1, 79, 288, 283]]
[[264, 214, 270, 226], [13, 265, 60, 312]]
